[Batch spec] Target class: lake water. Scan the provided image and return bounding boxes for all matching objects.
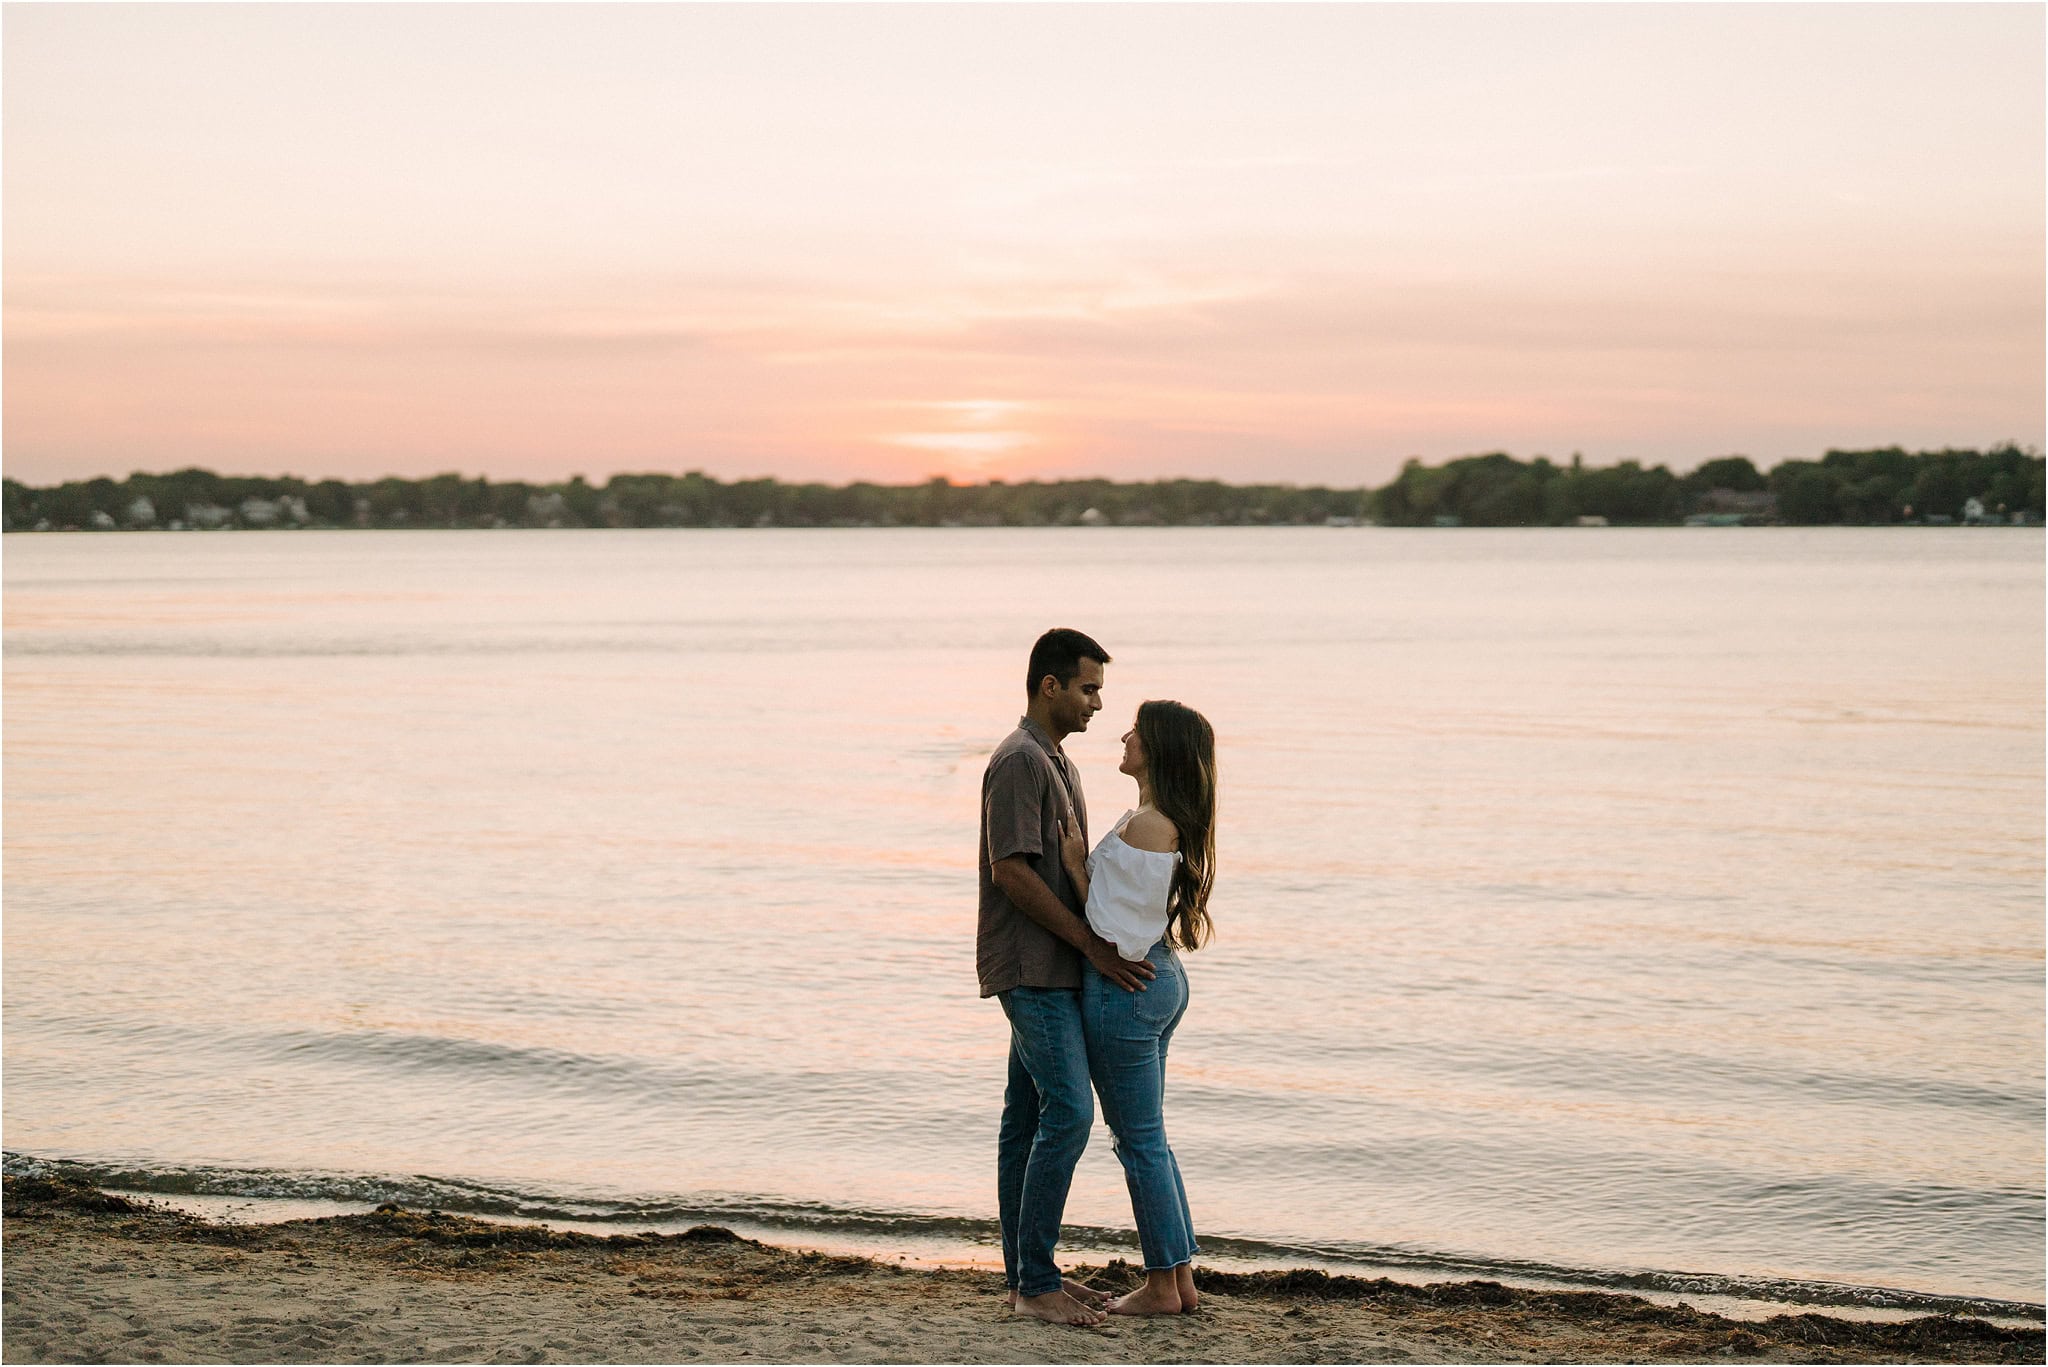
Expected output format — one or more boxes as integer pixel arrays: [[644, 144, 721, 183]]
[[4, 527, 2041, 1316]]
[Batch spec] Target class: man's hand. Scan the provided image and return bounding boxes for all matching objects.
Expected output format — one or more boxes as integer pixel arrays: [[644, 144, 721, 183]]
[[1086, 938, 1157, 992], [990, 855, 1154, 990]]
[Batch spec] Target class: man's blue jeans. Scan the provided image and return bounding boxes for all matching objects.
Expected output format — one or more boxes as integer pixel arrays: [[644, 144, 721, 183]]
[[996, 985, 1093, 1298], [1081, 940, 1199, 1272]]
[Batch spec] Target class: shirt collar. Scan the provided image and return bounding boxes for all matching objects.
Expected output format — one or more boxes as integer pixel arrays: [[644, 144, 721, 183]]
[[1017, 715, 1067, 763]]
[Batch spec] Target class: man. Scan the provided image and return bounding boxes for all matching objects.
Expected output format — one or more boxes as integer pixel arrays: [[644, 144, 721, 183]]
[[978, 627, 1156, 1326]]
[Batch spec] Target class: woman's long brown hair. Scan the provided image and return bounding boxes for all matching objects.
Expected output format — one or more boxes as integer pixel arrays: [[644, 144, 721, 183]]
[[1135, 699, 1216, 950]]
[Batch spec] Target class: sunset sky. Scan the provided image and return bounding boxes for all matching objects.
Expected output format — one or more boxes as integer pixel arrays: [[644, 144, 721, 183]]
[[5, 3, 2042, 488]]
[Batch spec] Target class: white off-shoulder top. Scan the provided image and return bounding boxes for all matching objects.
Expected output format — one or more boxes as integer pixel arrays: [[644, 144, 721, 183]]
[[1084, 809, 1181, 960]]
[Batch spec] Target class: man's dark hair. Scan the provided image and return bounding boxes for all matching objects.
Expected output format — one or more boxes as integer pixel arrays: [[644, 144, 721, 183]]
[[1026, 628, 1111, 696]]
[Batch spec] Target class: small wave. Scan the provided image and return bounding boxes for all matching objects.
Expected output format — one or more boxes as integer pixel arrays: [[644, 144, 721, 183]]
[[7, 1151, 2038, 1322], [270, 1028, 650, 1091], [1412, 1037, 2045, 1122]]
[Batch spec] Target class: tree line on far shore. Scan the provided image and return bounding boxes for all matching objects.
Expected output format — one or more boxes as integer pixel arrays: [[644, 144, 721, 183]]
[[1374, 445, 2043, 527], [4, 445, 2041, 532]]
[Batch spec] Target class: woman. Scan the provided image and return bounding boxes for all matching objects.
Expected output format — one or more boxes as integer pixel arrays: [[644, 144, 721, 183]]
[[1059, 698, 1216, 1317]]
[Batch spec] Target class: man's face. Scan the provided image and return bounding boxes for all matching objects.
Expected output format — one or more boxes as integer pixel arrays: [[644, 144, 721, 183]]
[[1046, 657, 1105, 735]]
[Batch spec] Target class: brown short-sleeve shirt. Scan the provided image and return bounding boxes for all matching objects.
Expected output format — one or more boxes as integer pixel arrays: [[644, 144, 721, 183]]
[[977, 717, 1089, 997]]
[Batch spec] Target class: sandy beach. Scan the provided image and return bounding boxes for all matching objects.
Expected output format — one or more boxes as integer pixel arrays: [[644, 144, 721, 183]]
[[3, 1178, 2040, 1365]]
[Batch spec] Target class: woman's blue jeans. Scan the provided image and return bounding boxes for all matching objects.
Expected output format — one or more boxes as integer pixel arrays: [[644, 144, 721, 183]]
[[1081, 940, 1200, 1272]]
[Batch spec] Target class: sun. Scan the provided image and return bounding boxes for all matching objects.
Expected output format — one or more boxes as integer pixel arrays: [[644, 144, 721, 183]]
[[876, 399, 1049, 480]]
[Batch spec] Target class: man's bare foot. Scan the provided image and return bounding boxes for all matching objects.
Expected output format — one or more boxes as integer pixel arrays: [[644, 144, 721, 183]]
[[1063, 1277, 1108, 1306], [1174, 1263, 1200, 1312], [1012, 1289, 1106, 1325], [1007, 1278, 1105, 1309], [1108, 1280, 1183, 1316]]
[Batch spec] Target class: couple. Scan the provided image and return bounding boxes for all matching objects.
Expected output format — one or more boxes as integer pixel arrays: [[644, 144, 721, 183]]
[[976, 627, 1217, 1325]]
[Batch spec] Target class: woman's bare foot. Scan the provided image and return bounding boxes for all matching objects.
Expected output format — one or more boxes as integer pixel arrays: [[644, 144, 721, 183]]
[[1174, 1263, 1200, 1312], [1107, 1270, 1183, 1316], [1012, 1289, 1106, 1325]]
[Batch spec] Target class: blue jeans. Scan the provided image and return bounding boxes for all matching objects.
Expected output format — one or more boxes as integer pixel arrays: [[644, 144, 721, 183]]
[[995, 986, 1093, 1297], [1082, 940, 1199, 1272]]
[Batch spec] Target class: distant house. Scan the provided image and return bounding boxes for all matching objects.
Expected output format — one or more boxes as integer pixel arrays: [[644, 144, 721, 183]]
[[1078, 507, 1108, 526], [125, 496, 157, 527], [1575, 515, 1609, 528], [526, 492, 568, 527], [1694, 489, 1779, 520], [89, 510, 116, 530], [185, 502, 233, 529], [1962, 498, 2001, 525], [234, 495, 308, 527]]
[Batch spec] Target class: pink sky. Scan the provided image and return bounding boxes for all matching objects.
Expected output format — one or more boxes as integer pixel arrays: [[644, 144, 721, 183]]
[[5, 3, 2042, 487]]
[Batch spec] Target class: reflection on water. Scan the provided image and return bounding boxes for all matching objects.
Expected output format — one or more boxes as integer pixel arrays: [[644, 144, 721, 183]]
[[4, 527, 2042, 1308]]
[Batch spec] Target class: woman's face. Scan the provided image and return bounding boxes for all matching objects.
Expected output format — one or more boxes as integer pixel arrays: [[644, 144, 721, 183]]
[[1118, 724, 1147, 779]]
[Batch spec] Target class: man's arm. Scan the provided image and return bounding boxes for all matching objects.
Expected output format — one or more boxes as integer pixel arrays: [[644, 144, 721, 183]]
[[990, 855, 1155, 992]]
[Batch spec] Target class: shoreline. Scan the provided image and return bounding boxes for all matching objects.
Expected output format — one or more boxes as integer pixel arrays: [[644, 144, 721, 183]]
[[5, 1177, 2041, 1364], [100, 1189, 2048, 1331], [11, 1153, 2037, 1326]]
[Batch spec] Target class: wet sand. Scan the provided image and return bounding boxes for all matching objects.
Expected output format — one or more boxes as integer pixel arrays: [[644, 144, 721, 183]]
[[3, 1178, 2040, 1364]]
